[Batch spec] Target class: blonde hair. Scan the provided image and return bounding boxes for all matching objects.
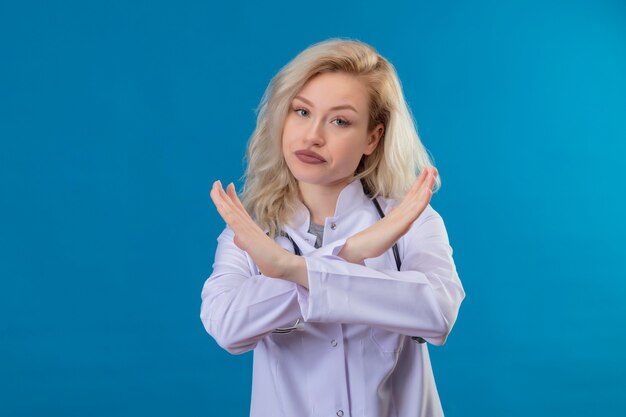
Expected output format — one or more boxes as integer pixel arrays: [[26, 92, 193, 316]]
[[240, 37, 441, 237]]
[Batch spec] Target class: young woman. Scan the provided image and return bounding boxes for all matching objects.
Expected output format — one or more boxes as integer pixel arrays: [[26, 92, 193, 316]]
[[200, 38, 465, 417]]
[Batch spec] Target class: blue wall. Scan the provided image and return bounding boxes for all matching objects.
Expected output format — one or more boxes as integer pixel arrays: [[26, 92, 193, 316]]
[[1, 1, 625, 416]]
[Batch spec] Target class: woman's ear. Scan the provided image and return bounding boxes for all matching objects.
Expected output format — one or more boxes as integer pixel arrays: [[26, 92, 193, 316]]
[[364, 123, 384, 156]]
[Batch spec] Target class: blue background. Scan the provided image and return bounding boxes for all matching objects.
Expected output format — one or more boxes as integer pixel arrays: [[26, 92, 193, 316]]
[[1, 1, 625, 416]]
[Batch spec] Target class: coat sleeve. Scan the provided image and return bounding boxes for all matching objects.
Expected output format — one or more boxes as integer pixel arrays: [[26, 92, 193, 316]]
[[295, 206, 466, 346], [199, 226, 304, 355]]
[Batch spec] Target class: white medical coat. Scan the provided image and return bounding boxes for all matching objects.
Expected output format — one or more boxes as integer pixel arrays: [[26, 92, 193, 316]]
[[200, 179, 465, 417]]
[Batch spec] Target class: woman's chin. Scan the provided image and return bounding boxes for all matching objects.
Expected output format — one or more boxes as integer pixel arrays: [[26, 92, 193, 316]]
[[293, 175, 325, 185], [286, 167, 321, 183]]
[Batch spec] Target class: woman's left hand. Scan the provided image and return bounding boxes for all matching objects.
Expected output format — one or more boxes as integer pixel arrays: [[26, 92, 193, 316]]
[[338, 167, 438, 264], [210, 181, 307, 286]]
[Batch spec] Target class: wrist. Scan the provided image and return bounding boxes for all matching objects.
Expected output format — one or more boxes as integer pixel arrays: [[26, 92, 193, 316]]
[[338, 235, 366, 265], [280, 254, 309, 288]]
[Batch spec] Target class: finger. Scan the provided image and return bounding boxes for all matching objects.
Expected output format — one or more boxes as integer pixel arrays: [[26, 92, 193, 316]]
[[405, 172, 435, 213], [210, 182, 225, 210], [212, 182, 233, 211], [406, 168, 428, 197], [426, 169, 437, 190], [419, 190, 433, 210], [220, 182, 261, 237], [406, 167, 434, 203], [420, 167, 437, 191], [212, 181, 240, 225], [211, 185, 230, 216], [416, 166, 434, 187], [395, 175, 425, 216], [227, 183, 247, 212], [211, 190, 230, 223], [225, 183, 255, 230], [216, 180, 239, 212], [212, 180, 224, 200], [423, 174, 435, 193], [415, 177, 434, 204]]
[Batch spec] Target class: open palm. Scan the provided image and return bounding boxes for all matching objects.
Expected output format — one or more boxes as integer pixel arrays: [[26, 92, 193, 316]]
[[210, 181, 291, 278]]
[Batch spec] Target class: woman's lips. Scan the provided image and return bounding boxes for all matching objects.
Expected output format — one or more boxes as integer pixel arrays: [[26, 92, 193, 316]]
[[295, 150, 326, 164]]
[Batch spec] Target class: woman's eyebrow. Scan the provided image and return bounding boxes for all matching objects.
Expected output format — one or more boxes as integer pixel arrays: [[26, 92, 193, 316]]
[[293, 95, 358, 113]]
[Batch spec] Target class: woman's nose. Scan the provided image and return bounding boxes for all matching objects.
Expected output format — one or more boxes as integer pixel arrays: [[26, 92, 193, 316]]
[[302, 118, 325, 146]]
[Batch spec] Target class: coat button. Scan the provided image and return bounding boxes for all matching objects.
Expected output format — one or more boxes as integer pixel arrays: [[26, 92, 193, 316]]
[[336, 411, 344, 417], [330, 223, 337, 230], [330, 339, 338, 347]]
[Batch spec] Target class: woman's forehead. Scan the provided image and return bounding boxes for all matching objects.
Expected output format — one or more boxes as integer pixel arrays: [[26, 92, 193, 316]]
[[294, 72, 369, 111]]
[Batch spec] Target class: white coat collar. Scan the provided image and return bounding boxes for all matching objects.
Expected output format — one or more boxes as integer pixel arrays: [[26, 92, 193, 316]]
[[286, 178, 372, 235]]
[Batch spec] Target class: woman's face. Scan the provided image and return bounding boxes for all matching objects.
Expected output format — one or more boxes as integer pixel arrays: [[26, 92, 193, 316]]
[[281, 71, 383, 189]]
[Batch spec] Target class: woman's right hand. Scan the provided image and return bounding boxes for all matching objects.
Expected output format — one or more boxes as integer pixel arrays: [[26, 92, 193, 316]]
[[210, 181, 302, 282], [338, 167, 438, 264]]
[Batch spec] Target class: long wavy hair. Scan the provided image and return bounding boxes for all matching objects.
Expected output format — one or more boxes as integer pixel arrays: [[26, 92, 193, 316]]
[[240, 38, 441, 238]]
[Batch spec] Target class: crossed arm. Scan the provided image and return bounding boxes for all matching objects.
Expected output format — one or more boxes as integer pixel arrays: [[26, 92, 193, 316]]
[[202, 167, 466, 353], [208, 167, 439, 288]]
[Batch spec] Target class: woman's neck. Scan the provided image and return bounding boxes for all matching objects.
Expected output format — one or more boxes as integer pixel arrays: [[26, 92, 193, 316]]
[[298, 179, 352, 225]]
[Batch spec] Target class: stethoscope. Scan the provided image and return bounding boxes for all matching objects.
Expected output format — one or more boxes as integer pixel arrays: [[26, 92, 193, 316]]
[[272, 180, 427, 344]]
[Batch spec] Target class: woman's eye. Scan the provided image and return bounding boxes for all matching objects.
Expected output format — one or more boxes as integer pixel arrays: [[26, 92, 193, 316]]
[[293, 107, 350, 127], [333, 118, 351, 127], [294, 107, 308, 117]]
